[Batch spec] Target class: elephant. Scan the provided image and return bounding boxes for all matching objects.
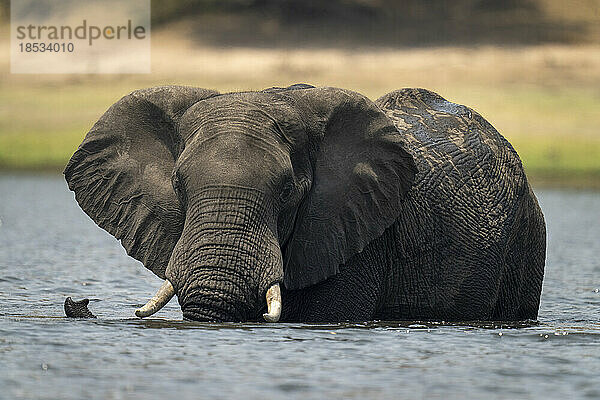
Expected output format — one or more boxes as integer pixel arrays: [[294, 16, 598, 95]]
[[64, 83, 546, 322], [64, 297, 96, 318]]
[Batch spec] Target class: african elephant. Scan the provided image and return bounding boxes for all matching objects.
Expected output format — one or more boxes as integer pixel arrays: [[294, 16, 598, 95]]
[[64, 84, 546, 322]]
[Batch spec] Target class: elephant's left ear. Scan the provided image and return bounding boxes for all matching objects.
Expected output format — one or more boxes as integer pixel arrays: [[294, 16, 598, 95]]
[[283, 87, 418, 289], [64, 86, 219, 279]]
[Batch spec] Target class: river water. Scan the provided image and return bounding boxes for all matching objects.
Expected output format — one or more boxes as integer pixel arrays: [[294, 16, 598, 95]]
[[0, 174, 598, 399]]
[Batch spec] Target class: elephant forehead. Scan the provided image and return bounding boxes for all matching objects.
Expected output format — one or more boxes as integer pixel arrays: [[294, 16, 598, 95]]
[[179, 93, 308, 147]]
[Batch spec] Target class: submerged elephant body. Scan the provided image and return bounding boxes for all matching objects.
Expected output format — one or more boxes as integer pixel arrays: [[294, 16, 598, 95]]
[[283, 89, 545, 321], [64, 84, 545, 322]]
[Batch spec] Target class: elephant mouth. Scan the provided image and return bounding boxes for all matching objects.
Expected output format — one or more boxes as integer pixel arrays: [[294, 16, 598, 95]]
[[180, 295, 248, 322], [182, 306, 235, 322], [135, 279, 282, 322], [182, 283, 282, 322], [179, 293, 250, 322]]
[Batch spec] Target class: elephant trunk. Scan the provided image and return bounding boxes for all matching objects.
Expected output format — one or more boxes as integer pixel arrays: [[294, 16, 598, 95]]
[[167, 186, 284, 322]]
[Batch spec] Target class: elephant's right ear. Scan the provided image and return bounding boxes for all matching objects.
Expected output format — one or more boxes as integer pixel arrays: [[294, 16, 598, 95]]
[[64, 86, 219, 278]]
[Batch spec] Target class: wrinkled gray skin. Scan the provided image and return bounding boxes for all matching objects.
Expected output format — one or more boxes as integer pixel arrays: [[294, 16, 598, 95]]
[[64, 84, 545, 322]]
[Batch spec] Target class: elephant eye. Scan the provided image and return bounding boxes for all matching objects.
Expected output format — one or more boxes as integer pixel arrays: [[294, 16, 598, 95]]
[[280, 181, 294, 204], [172, 175, 183, 198]]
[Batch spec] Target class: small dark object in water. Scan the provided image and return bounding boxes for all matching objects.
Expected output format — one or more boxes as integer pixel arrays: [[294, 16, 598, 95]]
[[64, 297, 96, 318]]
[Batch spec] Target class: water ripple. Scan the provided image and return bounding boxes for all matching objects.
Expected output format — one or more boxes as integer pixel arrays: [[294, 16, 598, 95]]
[[1, 177, 599, 400]]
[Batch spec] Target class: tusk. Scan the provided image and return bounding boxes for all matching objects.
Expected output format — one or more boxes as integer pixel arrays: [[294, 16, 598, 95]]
[[263, 283, 282, 322], [135, 280, 175, 318]]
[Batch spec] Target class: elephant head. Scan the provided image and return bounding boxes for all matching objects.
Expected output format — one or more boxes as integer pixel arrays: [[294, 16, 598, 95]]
[[64, 84, 417, 322]]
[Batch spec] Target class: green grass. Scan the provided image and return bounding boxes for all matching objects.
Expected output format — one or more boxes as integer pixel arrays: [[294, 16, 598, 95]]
[[512, 137, 600, 188], [0, 82, 137, 172], [1, 80, 599, 188], [0, 129, 83, 172]]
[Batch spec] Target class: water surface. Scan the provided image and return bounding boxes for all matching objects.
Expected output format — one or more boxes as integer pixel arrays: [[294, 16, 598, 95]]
[[1, 174, 598, 399]]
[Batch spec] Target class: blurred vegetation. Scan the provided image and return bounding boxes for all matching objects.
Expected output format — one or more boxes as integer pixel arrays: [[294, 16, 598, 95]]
[[1, 0, 599, 45], [148, 0, 600, 46]]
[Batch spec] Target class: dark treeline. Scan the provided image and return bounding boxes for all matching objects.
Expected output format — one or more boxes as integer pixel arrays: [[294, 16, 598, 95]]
[[152, 0, 594, 47], [152, 0, 538, 24], [2, 0, 597, 46]]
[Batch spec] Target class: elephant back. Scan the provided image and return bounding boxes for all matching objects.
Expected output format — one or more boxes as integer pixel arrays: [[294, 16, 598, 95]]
[[373, 88, 539, 318], [376, 88, 527, 214]]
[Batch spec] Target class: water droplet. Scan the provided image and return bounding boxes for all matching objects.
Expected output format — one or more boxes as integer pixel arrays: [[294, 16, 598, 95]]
[[498, 332, 503, 336], [594, 288, 599, 293]]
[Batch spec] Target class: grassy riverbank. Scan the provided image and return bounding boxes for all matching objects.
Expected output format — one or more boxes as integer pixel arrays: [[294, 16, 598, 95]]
[[1, 23, 599, 188]]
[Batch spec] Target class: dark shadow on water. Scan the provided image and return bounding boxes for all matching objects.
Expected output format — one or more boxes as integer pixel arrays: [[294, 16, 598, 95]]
[[56, 317, 541, 331], [4, 315, 600, 338], [1, 313, 540, 329]]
